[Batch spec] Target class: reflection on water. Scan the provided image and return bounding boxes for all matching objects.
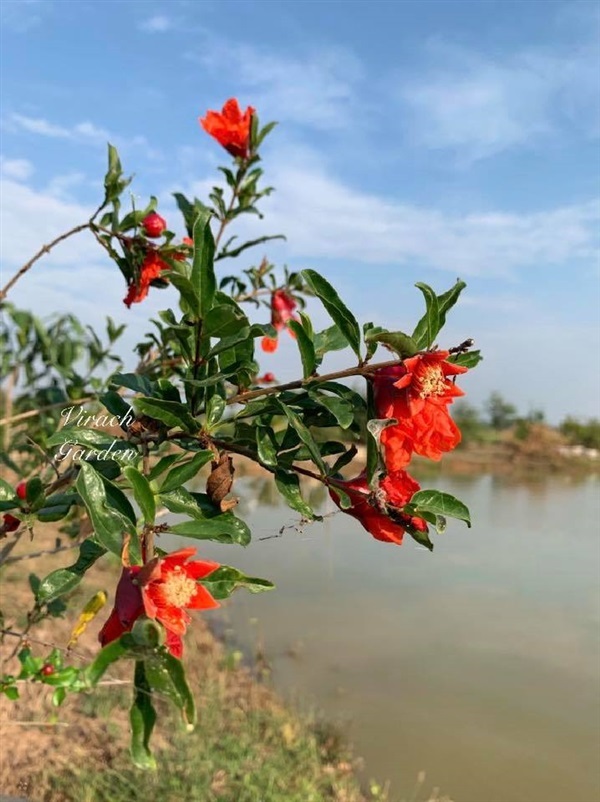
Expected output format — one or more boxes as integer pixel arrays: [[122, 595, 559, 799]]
[[165, 473, 600, 802]]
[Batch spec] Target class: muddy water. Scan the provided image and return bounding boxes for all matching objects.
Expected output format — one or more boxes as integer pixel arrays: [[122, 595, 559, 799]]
[[167, 473, 600, 802]]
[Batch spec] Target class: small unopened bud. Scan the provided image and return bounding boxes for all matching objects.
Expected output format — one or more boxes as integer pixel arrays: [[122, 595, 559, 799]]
[[142, 212, 167, 238]]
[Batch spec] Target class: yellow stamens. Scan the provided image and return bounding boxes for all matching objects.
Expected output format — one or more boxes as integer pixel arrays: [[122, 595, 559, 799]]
[[162, 567, 196, 607], [418, 365, 446, 398]]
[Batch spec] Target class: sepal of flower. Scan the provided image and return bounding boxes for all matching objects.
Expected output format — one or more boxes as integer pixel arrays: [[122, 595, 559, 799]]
[[260, 289, 299, 353], [200, 98, 255, 160], [329, 471, 428, 546]]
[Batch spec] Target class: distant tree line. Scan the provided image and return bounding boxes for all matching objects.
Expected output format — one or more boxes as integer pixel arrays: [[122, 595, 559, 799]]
[[452, 392, 600, 450]]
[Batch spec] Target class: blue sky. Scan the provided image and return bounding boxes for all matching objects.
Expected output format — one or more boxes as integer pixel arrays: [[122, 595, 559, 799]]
[[1, 0, 599, 422]]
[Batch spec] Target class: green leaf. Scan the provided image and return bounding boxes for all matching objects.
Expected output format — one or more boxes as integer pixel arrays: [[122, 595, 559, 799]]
[[159, 451, 213, 493], [0, 478, 17, 502], [134, 397, 199, 433], [364, 329, 419, 359], [309, 392, 353, 429], [313, 324, 349, 359], [46, 427, 125, 450], [85, 637, 132, 686], [274, 470, 315, 519], [287, 320, 317, 378], [76, 462, 135, 555], [145, 651, 195, 729], [203, 303, 248, 339], [123, 467, 156, 525], [256, 426, 278, 467], [275, 400, 327, 474], [437, 279, 467, 329], [205, 395, 226, 429], [407, 524, 435, 552], [37, 539, 106, 604], [412, 283, 440, 349], [111, 373, 155, 397], [147, 453, 182, 481], [409, 490, 471, 528], [302, 270, 361, 359], [168, 513, 251, 546], [130, 662, 157, 770], [448, 350, 483, 369], [168, 272, 202, 315], [206, 327, 251, 358], [201, 565, 274, 600], [191, 210, 216, 319], [24, 477, 45, 511], [159, 486, 205, 518]]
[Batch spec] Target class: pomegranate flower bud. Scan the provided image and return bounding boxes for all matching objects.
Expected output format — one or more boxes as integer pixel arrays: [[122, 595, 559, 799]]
[[142, 212, 167, 238]]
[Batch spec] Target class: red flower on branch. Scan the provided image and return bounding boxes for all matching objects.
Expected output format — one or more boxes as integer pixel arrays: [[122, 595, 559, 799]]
[[260, 289, 298, 353], [98, 549, 220, 657], [200, 98, 255, 160], [141, 212, 167, 239], [123, 250, 170, 308], [373, 353, 467, 469], [329, 471, 427, 546], [138, 548, 220, 637]]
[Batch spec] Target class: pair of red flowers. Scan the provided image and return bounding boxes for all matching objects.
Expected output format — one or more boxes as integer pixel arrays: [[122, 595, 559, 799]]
[[99, 548, 220, 658], [330, 352, 468, 546]]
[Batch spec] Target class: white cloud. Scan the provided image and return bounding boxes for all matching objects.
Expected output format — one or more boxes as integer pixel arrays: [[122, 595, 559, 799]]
[[397, 39, 600, 160], [139, 14, 173, 33], [186, 38, 363, 131], [4, 113, 162, 160], [202, 156, 600, 277], [0, 157, 34, 181]]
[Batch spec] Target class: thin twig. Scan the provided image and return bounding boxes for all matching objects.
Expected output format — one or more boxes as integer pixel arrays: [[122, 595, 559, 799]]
[[0, 396, 94, 427], [0, 223, 91, 300], [226, 357, 403, 407]]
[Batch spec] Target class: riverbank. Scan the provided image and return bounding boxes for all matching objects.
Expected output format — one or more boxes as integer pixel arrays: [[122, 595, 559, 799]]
[[0, 524, 387, 802]]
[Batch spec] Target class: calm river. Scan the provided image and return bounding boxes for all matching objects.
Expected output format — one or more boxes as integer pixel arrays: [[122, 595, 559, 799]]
[[169, 472, 600, 802]]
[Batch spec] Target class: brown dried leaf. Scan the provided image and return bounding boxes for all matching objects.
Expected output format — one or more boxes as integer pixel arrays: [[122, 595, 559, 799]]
[[206, 453, 234, 507]]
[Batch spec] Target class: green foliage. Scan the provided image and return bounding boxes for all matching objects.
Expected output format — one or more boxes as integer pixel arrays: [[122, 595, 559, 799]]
[[485, 391, 517, 430], [0, 102, 482, 771], [559, 416, 600, 449]]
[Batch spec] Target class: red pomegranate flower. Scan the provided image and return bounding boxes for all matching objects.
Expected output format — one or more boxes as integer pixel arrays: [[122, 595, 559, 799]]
[[260, 289, 298, 353], [200, 98, 255, 160], [138, 548, 220, 637], [372, 353, 467, 469], [141, 212, 167, 239], [98, 549, 220, 657], [329, 471, 427, 546], [123, 250, 170, 308]]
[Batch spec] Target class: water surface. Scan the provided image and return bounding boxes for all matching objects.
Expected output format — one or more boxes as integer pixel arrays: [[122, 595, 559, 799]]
[[168, 472, 600, 802]]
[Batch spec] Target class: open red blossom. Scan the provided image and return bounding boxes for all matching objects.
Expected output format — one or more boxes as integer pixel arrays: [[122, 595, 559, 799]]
[[200, 98, 255, 160], [260, 289, 299, 353], [123, 250, 170, 308], [381, 403, 463, 469], [392, 351, 467, 417], [372, 354, 467, 470], [138, 548, 220, 637], [329, 471, 427, 546], [99, 548, 219, 656]]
